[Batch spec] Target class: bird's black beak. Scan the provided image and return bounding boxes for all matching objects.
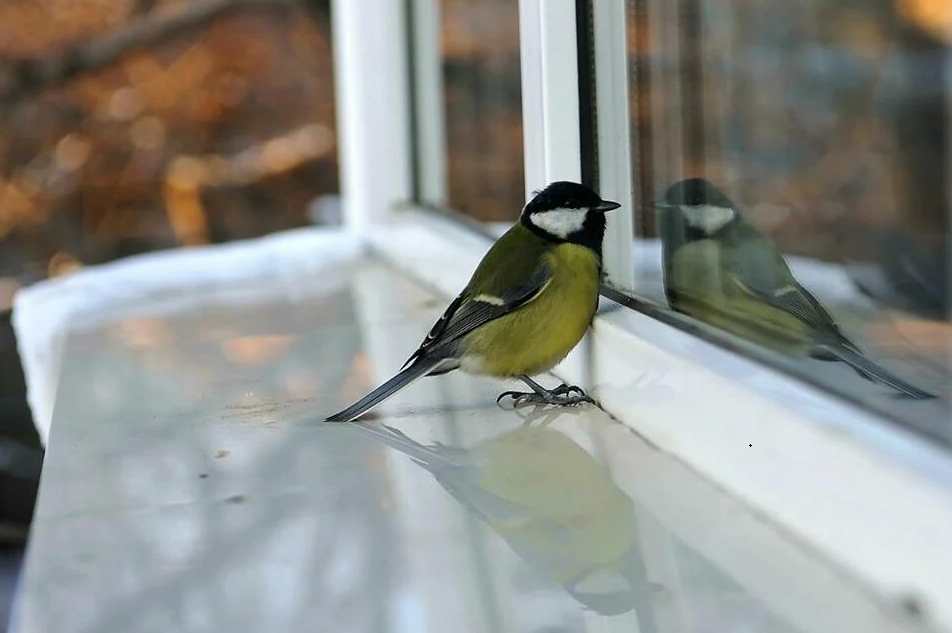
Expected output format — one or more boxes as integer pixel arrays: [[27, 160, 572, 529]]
[[594, 200, 621, 212]]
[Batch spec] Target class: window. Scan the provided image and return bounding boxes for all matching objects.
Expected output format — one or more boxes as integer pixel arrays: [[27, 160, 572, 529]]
[[410, 0, 524, 225], [620, 0, 951, 441]]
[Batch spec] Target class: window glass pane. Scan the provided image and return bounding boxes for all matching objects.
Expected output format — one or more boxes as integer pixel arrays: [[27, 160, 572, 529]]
[[625, 0, 951, 440], [438, 0, 524, 223]]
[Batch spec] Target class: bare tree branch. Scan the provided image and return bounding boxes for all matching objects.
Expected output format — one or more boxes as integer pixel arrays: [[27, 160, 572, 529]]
[[0, 0, 299, 108]]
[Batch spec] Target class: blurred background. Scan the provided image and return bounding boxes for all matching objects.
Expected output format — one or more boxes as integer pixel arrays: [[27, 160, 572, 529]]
[[0, 0, 338, 285], [439, 0, 523, 222]]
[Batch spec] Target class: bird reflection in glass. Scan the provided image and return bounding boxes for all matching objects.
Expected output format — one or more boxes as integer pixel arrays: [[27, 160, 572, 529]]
[[656, 178, 934, 399]]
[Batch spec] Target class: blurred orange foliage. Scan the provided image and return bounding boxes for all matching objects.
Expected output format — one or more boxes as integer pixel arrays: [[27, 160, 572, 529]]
[[0, 0, 337, 307]]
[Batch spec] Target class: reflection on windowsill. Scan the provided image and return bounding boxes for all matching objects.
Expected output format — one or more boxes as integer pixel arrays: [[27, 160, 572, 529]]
[[345, 417, 649, 618]]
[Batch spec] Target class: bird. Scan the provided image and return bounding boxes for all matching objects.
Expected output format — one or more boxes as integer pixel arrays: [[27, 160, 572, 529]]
[[655, 177, 935, 399], [326, 181, 621, 422], [342, 419, 656, 618]]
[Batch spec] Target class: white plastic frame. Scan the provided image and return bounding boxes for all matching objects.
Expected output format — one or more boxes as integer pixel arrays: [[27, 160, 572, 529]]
[[591, 0, 636, 287], [519, 0, 582, 193], [334, 0, 952, 630], [406, 0, 448, 206], [331, 0, 412, 230]]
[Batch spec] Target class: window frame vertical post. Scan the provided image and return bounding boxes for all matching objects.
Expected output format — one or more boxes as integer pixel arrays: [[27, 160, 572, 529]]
[[406, 0, 448, 207], [331, 0, 413, 232], [519, 0, 583, 194], [592, 0, 636, 289]]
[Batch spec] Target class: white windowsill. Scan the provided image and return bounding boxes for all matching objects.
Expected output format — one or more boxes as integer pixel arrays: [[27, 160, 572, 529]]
[[369, 207, 952, 633]]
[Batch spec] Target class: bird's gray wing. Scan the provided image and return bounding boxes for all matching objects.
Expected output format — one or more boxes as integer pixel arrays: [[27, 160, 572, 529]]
[[728, 273, 840, 335], [728, 233, 846, 337], [728, 271, 934, 398], [402, 262, 552, 367]]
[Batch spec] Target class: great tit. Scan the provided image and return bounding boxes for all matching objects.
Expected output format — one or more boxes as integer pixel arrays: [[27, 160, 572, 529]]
[[344, 420, 654, 618], [326, 181, 621, 422], [657, 177, 935, 399]]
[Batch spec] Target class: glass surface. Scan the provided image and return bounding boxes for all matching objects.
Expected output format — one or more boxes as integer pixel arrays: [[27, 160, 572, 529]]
[[12, 257, 910, 633], [624, 0, 951, 441], [437, 0, 524, 222]]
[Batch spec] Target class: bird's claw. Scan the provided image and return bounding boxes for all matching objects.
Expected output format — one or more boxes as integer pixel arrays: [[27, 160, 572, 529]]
[[496, 390, 532, 406], [550, 384, 587, 397], [496, 384, 595, 408]]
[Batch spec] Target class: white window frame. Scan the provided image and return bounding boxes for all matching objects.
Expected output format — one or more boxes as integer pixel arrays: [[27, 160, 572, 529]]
[[332, 0, 952, 629]]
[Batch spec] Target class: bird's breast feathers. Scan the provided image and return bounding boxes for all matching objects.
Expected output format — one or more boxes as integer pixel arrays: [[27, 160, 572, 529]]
[[461, 244, 600, 377]]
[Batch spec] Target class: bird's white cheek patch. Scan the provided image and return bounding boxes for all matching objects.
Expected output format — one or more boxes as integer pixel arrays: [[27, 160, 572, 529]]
[[681, 204, 735, 233], [529, 208, 586, 239]]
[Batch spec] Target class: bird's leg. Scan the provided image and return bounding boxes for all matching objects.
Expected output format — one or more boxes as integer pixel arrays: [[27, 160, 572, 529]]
[[519, 374, 550, 394], [496, 375, 595, 407]]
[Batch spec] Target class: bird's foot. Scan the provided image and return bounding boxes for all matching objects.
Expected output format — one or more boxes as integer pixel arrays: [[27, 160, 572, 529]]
[[496, 383, 595, 408], [549, 383, 589, 398]]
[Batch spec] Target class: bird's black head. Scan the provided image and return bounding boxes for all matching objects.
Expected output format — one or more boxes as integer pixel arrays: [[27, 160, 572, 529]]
[[657, 177, 738, 236], [520, 181, 621, 252]]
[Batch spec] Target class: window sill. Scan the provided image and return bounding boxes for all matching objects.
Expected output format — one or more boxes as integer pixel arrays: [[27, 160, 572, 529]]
[[370, 207, 952, 632]]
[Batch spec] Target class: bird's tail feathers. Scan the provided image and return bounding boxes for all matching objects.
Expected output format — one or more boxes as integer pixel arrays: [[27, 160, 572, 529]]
[[325, 356, 446, 423], [814, 344, 936, 400]]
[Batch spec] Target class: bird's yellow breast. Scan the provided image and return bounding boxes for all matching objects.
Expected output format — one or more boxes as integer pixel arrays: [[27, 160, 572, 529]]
[[462, 244, 600, 377]]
